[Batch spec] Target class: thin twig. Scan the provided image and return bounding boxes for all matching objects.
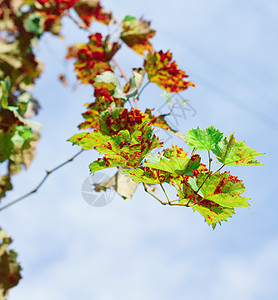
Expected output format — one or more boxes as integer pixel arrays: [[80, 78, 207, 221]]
[[65, 11, 130, 106], [138, 81, 150, 99], [0, 150, 84, 212], [112, 58, 129, 83], [196, 151, 212, 194], [66, 13, 129, 87], [133, 98, 138, 109], [213, 164, 225, 174], [160, 183, 170, 204], [64, 12, 93, 33], [162, 101, 184, 117], [143, 182, 167, 205], [190, 147, 197, 156]]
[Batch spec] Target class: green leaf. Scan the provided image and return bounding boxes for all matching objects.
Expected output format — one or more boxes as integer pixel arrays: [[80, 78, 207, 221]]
[[98, 102, 122, 135], [186, 126, 223, 151], [187, 177, 204, 198], [160, 92, 189, 107], [0, 82, 8, 110], [8, 130, 40, 174], [124, 167, 169, 184], [5, 106, 42, 131], [90, 124, 162, 172], [3, 77, 11, 92], [123, 15, 137, 24], [0, 128, 14, 162], [212, 134, 235, 164], [23, 12, 44, 35], [89, 156, 123, 172], [198, 172, 249, 208], [190, 171, 250, 228], [168, 166, 250, 228], [0, 77, 11, 109], [225, 141, 264, 166], [177, 99, 190, 106], [212, 135, 264, 166], [144, 153, 200, 176], [144, 156, 188, 175], [68, 131, 110, 150], [192, 201, 235, 229], [160, 91, 172, 104], [17, 92, 32, 116]]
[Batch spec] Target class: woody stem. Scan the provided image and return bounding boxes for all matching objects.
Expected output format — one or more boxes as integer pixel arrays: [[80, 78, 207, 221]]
[[112, 58, 129, 83], [196, 150, 212, 194], [143, 183, 167, 205], [160, 183, 170, 204]]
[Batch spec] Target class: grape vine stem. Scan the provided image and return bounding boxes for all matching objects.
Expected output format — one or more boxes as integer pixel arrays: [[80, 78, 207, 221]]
[[112, 58, 129, 83], [0, 150, 84, 212]]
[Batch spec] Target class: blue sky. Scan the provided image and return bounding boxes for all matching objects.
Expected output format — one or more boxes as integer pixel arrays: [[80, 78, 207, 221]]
[[1, 0, 278, 299]]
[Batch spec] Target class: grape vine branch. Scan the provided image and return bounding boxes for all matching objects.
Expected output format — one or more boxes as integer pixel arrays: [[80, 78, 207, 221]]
[[0, 150, 84, 212]]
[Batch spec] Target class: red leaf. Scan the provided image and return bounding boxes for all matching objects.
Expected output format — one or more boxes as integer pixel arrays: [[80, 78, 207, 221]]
[[121, 16, 155, 55], [144, 50, 195, 92], [66, 33, 120, 84], [74, 0, 112, 26]]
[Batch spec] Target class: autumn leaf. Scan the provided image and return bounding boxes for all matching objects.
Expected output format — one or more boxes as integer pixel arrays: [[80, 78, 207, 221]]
[[172, 170, 249, 228], [89, 123, 162, 172], [186, 126, 223, 151], [212, 134, 264, 166], [123, 68, 146, 98], [124, 167, 170, 184], [144, 50, 195, 93], [66, 34, 120, 84], [8, 131, 40, 174], [74, 0, 112, 26], [190, 171, 249, 228], [94, 167, 139, 200], [121, 16, 155, 55], [95, 69, 145, 100], [69, 104, 151, 150], [78, 86, 126, 130], [192, 199, 235, 229], [0, 229, 22, 299], [0, 175, 12, 200], [0, 124, 38, 170], [144, 109, 171, 131], [98, 103, 147, 135], [94, 71, 126, 99], [124, 146, 194, 184], [68, 130, 110, 150], [198, 172, 249, 207], [37, 0, 78, 16], [0, 127, 17, 163]]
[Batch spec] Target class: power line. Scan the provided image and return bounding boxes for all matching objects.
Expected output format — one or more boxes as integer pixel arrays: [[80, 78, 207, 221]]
[[190, 69, 278, 129], [161, 30, 278, 129]]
